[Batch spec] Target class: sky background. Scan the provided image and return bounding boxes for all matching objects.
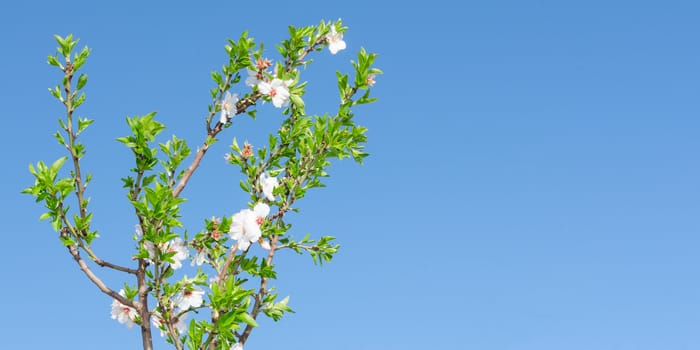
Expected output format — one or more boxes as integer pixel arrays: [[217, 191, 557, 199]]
[[2, 0, 699, 349]]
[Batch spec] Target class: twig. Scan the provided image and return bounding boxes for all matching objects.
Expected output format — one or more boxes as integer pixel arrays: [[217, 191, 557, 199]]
[[66, 244, 137, 309], [239, 235, 279, 344]]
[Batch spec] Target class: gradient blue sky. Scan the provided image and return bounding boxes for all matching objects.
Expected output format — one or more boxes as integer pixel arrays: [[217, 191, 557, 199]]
[[2, 1, 699, 349]]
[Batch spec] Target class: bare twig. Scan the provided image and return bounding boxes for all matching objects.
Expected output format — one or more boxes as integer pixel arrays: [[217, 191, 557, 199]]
[[66, 244, 137, 309]]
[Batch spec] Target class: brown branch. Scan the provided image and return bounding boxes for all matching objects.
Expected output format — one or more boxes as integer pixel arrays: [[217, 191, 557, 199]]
[[172, 93, 261, 198], [137, 259, 154, 350], [66, 244, 137, 309], [173, 35, 325, 200], [165, 314, 185, 350], [216, 242, 239, 288], [75, 241, 138, 274], [239, 235, 279, 344]]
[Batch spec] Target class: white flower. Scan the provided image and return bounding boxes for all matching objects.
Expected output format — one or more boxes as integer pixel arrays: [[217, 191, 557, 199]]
[[142, 238, 189, 269], [172, 315, 187, 334], [191, 248, 207, 266], [152, 312, 188, 337], [151, 313, 166, 337], [258, 78, 292, 108], [245, 69, 260, 87], [135, 225, 143, 237], [219, 91, 239, 124], [175, 286, 205, 310], [110, 289, 137, 329], [259, 238, 271, 250], [326, 25, 346, 55], [259, 173, 279, 201], [231, 343, 243, 350], [166, 238, 189, 270], [229, 203, 270, 251]]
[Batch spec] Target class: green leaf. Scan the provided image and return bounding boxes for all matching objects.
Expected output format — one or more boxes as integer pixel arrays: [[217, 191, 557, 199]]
[[49, 157, 68, 175], [77, 117, 93, 134], [290, 94, 305, 109], [76, 73, 88, 90], [47, 55, 61, 68], [238, 312, 258, 327]]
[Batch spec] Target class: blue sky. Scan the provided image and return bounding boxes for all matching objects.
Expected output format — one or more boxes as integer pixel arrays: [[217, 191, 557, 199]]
[[2, 1, 699, 349]]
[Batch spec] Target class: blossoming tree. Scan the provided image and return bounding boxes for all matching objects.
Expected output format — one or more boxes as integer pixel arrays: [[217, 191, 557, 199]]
[[24, 20, 380, 350]]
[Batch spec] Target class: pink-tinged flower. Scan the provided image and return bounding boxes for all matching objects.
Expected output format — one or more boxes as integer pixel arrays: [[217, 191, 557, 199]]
[[366, 74, 376, 86], [241, 142, 253, 159], [258, 78, 292, 108], [256, 58, 272, 70], [152, 311, 188, 337], [110, 289, 137, 329], [231, 343, 243, 350], [259, 172, 279, 201], [326, 25, 346, 55], [229, 203, 270, 251], [219, 91, 239, 124], [143, 238, 189, 269], [175, 286, 205, 310], [166, 238, 189, 270]]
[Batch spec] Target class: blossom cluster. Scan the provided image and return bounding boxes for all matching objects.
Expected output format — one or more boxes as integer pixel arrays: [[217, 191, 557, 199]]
[[228, 172, 280, 250], [149, 283, 205, 337], [143, 237, 189, 270], [111, 283, 205, 337], [216, 22, 348, 125], [110, 289, 138, 329]]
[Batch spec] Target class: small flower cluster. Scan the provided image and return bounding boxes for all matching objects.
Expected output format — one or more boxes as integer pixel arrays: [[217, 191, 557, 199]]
[[151, 311, 187, 337], [228, 173, 280, 250], [110, 289, 138, 329], [150, 283, 205, 337], [144, 237, 189, 270], [229, 202, 270, 251], [220, 22, 346, 115]]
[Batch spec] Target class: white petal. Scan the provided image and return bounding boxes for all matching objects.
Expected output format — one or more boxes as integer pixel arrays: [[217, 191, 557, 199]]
[[258, 81, 271, 94], [238, 239, 251, 251], [253, 203, 270, 217]]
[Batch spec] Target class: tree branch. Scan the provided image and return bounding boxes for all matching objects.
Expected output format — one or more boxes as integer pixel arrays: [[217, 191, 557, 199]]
[[239, 235, 279, 344], [76, 240, 138, 274], [66, 243, 137, 309], [172, 93, 261, 198]]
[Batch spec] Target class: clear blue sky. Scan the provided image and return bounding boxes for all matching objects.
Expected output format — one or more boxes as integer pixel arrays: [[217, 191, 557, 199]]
[[2, 1, 699, 349]]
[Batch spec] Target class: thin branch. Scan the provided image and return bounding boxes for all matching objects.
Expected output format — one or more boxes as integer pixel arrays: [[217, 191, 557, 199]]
[[75, 240, 138, 274], [217, 242, 239, 288], [66, 244, 137, 309], [239, 235, 279, 344], [165, 316, 185, 350], [172, 93, 261, 198]]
